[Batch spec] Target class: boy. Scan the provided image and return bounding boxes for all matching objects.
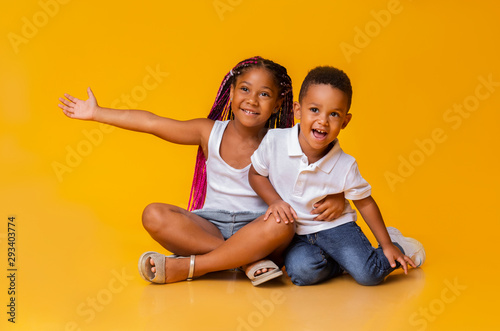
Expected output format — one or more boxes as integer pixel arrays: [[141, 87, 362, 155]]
[[249, 66, 425, 286]]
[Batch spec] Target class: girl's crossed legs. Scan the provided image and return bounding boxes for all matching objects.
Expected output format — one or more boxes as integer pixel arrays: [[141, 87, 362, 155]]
[[142, 203, 295, 283]]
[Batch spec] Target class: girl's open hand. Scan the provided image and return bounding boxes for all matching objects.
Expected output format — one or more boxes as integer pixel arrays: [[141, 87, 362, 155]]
[[382, 243, 417, 275], [58, 87, 98, 120], [312, 193, 345, 221], [264, 200, 297, 224]]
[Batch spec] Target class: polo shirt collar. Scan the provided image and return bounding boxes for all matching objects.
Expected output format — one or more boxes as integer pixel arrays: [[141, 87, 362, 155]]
[[288, 123, 343, 174], [288, 124, 303, 156]]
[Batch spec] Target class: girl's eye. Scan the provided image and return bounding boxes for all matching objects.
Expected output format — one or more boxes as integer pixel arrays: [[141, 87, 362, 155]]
[[240, 87, 249, 92], [260, 92, 270, 97]]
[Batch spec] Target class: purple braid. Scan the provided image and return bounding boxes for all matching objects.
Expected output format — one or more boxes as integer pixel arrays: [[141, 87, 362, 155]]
[[187, 56, 294, 211]]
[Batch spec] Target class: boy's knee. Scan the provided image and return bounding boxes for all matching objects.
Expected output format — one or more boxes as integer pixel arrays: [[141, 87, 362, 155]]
[[290, 277, 314, 286], [351, 273, 384, 286], [285, 257, 330, 286], [287, 266, 316, 286], [287, 266, 325, 286]]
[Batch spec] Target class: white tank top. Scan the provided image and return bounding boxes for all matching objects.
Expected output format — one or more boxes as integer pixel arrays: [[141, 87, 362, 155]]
[[201, 120, 268, 212]]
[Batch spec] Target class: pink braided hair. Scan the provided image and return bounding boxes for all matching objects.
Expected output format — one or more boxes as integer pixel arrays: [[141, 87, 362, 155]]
[[187, 56, 294, 211]]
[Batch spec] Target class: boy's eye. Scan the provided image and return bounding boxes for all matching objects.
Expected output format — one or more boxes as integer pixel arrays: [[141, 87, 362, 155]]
[[310, 107, 319, 113], [330, 112, 340, 117]]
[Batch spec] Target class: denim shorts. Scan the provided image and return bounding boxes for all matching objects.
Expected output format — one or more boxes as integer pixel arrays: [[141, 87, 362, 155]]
[[192, 209, 265, 240]]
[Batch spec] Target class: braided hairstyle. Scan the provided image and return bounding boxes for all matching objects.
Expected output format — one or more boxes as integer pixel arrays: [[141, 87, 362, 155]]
[[187, 56, 294, 211]]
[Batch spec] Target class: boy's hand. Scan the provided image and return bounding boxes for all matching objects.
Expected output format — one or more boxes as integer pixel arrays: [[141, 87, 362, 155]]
[[382, 243, 417, 275], [58, 87, 98, 120], [264, 200, 297, 224], [312, 193, 345, 221]]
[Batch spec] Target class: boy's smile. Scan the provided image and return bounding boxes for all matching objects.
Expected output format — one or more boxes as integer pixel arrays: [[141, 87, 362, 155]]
[[294, 84, 351, 163]]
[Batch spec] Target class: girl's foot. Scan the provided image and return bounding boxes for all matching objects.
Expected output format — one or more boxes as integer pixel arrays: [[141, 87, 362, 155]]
[[243, 261, 272, 276], [150, 257, 276, 282], [150, 255, 195, 283], [243, 260, 283, 286]]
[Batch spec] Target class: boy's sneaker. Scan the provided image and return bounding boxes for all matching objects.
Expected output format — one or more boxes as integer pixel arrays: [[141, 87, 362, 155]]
[[387, 227, 426, 267]]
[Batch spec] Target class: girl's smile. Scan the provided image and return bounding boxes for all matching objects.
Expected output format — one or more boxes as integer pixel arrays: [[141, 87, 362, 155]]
[[230, 67, 281, 128]]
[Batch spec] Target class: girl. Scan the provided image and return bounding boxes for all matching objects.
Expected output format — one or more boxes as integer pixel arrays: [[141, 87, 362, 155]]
[[59, 56, 344, 285]]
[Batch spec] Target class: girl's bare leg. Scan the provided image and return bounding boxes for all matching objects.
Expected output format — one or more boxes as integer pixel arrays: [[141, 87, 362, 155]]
[[151, 214, 295, 283], [142, 203, 225, 255]]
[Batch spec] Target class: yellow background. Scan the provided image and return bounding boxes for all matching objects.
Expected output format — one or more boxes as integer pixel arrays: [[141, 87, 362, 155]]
[[1, 0, 499, 330]]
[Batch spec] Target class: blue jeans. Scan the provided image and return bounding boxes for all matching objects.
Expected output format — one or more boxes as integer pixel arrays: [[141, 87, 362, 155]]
[[284, 222, 403, 286]]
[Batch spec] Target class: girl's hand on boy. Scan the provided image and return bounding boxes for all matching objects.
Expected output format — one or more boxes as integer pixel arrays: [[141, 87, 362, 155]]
[[264, 200, 297, 224], [382, 244, 416, 275], [59, 87, 98, 120], [311, 193, 345, 221]]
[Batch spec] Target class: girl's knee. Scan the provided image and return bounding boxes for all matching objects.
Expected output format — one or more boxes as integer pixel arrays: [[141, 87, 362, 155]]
[[264, 215, 296, 240], [142, 203, 174, 233]]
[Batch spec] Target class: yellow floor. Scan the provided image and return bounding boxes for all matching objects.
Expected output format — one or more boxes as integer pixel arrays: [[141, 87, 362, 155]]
[[0, 209, 497, 331]]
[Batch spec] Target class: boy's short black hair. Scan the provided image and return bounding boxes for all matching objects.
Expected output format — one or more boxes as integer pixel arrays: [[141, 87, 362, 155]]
[[298, 66, 353, 110]]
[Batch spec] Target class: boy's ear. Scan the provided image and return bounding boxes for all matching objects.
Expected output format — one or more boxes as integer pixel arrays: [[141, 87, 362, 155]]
[[342, 113, 352, 129], [293, 101, 302, 120]]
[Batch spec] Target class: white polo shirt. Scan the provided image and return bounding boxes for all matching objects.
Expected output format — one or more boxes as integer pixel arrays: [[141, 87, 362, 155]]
[[251, 124, 372, 235]]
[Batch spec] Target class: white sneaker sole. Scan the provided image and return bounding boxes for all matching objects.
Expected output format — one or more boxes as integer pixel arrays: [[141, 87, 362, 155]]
[[387, 227, 426, 267]]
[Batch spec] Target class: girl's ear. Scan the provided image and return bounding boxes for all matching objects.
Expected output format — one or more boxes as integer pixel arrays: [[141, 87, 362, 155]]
[[293, 101, 302, 120], [229, 85, 234, 101], [274, 98, 283, 113]]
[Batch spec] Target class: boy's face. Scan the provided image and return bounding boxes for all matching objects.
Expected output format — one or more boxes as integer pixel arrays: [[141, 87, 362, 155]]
[[294, 84, 351, 162]]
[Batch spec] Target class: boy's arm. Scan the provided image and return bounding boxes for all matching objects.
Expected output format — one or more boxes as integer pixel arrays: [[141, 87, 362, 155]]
[[248, 165, 296, 224], [353, 196, 416, 274], [58, 87, 212, 146]]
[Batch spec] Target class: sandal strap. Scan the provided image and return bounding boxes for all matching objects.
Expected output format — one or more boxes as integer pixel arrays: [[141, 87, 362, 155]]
[[187, 255, 195, 281]]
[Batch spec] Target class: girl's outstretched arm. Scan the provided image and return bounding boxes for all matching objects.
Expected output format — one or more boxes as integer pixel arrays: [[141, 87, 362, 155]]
[[58, 87, 213, 146]]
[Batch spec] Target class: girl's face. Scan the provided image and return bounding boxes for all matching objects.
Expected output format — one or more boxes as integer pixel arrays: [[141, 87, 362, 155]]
[[230, 67, 282, 129]]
